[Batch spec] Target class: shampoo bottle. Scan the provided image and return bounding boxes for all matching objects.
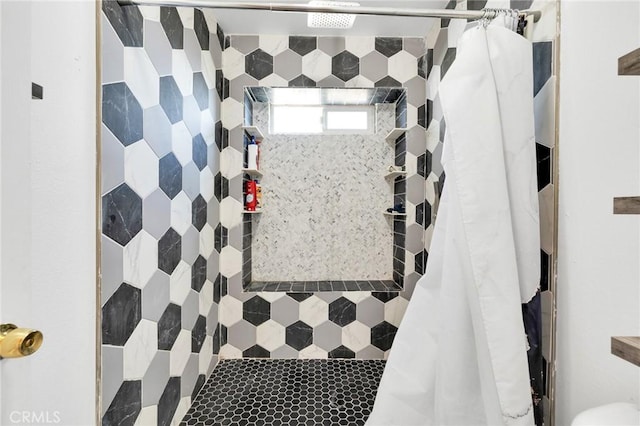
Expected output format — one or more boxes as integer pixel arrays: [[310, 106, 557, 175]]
[[247, 136, 259, 170]]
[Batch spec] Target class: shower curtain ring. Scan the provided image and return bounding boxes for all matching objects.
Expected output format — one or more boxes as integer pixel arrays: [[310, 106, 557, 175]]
[[512, 9, 519, 32], [480, 8, 492, 28]]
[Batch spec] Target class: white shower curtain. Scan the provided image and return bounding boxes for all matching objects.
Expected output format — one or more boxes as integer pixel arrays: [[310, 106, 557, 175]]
[[366, 18, 540, 426]]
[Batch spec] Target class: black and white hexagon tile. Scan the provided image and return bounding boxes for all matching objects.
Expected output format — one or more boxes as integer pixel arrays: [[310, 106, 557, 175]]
[[101, 2, 224, 425], [181, 359, 386, 426], [217, 34, 427, 362]]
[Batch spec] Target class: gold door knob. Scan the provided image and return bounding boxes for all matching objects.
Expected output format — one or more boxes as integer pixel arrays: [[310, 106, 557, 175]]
[[0, 323, 43, 359]]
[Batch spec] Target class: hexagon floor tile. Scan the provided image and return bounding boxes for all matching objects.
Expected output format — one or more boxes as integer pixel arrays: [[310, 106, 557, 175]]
[[180, 359, 385, 426]]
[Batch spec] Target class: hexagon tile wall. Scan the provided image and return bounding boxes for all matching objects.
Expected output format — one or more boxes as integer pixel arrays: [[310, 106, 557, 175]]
[[218, 33, 430, 362], [101, 2, 225, 424]]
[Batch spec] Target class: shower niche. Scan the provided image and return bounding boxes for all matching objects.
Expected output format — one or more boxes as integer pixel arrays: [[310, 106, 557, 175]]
[[240, 87, 413, 293]]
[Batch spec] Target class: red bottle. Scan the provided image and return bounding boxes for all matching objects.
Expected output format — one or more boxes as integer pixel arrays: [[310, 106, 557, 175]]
[[245, 180, 257, 211]]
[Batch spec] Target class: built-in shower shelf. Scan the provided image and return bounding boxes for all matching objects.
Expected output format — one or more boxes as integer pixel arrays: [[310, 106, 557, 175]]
[[618, 47, 640, 75], [242, 168, 263, 178], [383, 211, 406, 216], [384, 170, 407, 179], [613, 196, 640, 214], [243, 209, 263, 214], [385, 128, 406, 143], [242, 125, 265, 141], [611, 336, 640, 367]]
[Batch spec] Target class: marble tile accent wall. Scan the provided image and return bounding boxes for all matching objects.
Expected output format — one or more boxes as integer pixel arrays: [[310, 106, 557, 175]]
[[240, 86, 408, 291], [250, 105, 395, 282], [100, 2, 224, 425], [218, 35, 427, 359]]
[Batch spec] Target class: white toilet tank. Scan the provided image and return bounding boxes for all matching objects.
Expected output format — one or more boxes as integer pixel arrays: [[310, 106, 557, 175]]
[[572, 402, 640, 426]]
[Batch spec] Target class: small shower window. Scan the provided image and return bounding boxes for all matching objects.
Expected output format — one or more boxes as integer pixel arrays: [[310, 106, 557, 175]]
[[271, 105, 374, 134], [325, 107, 371, 131]]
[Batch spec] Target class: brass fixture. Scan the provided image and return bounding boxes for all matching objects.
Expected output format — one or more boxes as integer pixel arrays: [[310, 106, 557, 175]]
[[0, 323, 43, 359]]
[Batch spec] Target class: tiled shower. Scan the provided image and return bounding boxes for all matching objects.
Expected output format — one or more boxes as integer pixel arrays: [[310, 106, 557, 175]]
[[215, 34, 429, 362], [100, 0, 557, 424]]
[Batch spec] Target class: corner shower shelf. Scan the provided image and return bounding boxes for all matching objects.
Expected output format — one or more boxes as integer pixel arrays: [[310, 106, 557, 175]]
[[383, 211, 406, 216], [618, 47, 640, 75], [242, 168, 263, 178], [384, 170, 407, 179], [385, 128, 406, 143], [243, 209, 263, 214], [242, 125, 265, 141]]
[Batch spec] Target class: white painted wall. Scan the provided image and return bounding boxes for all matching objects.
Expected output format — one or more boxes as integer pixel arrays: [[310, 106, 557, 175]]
[[0, 1, 97, 425], [0, 0, 4, 415], [556, 1, 640, 424]]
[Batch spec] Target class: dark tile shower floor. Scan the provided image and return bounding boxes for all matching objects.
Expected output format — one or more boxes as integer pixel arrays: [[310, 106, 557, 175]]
[[181, 359, 386, 426]]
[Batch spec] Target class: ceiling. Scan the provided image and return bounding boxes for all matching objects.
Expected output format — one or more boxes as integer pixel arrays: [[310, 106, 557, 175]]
[[211, 0, 451, 37]]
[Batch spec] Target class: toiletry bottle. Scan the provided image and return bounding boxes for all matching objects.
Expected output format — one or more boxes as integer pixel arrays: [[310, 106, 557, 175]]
[[248, 136, 259, 170], [245, 180, 257, 211], [256, 181, 262, 210], [256, 139, 261, 170]]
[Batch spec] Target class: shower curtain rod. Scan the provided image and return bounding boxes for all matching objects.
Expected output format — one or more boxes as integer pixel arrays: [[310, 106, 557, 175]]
[[117, 0, 542, 23]]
